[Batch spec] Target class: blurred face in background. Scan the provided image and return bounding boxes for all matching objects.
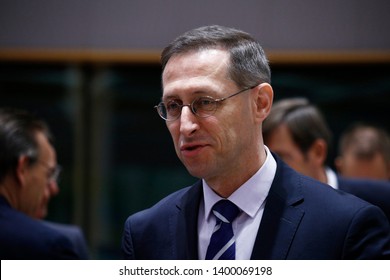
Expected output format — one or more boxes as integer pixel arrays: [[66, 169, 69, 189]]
[[335, 151, 390, 181], [266, 123, 323, 180], [18, 132, 59, 219]]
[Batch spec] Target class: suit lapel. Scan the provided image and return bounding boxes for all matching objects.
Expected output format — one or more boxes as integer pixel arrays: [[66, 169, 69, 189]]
[[168, 155, 306, 260], [172, 181, 203, 259], [251, 156, 305, 259]]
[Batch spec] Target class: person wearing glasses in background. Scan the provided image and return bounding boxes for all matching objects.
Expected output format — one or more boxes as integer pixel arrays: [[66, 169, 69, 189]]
[[0, 108, 88, 259], [121, 25, 390, 259]]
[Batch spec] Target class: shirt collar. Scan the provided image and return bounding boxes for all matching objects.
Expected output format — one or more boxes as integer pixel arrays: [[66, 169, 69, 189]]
[[202, 146, 277, 221], [325, 167, 339, 189]]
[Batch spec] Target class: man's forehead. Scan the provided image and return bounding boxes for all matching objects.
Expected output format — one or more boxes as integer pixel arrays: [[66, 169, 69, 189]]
[[163, 49, 229, 75], [162, 49, 230, 93]]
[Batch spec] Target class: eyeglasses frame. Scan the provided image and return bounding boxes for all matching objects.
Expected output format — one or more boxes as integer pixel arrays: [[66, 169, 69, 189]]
[[37, 161, 62, 183], [154, 84, 258, 121]]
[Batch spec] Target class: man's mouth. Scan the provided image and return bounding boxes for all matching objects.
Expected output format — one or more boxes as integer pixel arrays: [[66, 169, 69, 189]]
[[180, 143, 207, 156], [184, 145, 199, 151]]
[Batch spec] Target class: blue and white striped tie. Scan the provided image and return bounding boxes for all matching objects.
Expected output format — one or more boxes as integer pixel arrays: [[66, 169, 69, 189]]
[[205, 200, 240, 260]]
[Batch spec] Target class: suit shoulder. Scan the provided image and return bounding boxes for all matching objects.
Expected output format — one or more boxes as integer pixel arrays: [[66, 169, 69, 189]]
[[339, 177, 390, 193], [337, 177, 390, 221], [273, 160, 375, 211], [41, 221, 90, 259], [299, 174, 373, 208], [127, 186, 193, 223], [0, 208, 79, 259]]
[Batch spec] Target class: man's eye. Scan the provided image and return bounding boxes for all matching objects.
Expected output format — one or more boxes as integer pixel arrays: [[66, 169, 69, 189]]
[[166, 101, 181, 112], [196, 98, 215, 110], [200, 98, 213, 105]]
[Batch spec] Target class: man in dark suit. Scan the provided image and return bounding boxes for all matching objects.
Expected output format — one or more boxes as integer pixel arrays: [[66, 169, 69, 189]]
[[263, 98, 390, 222], [122, 25, 390, 259], [0, 108, 84, 259]]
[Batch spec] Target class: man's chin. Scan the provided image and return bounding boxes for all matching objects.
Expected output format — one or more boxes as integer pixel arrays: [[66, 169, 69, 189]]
[[184, 164, 208, 179], [35, 209, 47, 220]]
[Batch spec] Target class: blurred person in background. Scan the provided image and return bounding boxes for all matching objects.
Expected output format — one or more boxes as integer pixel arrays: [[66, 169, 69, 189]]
[[33, 146, 90, 259], [335, 122, 390, 181], [263, 97, 390, 222], [0, 107, 88, 259]]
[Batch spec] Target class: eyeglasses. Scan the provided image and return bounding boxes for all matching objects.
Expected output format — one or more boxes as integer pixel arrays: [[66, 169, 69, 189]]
[[154, 85, 257, 121], [38, 162, 62, 183]]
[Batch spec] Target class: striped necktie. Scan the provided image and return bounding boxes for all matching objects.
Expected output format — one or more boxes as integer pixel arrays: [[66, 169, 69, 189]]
[[205, 199, 240, 260]]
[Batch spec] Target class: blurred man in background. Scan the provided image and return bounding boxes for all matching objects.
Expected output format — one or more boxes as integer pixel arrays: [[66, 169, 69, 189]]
[[0, 107, 88, 259], [263, 97, 390, 222]]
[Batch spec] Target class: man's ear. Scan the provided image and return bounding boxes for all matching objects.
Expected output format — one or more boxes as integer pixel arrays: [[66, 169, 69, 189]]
[[253, 83, 273, 124], [15, 155, 31, 187], [308, 139, 328, 166]]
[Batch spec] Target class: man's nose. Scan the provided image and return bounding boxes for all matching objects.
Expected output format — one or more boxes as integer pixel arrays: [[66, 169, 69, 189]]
[[48, 180, 60, 196], [179, 106, 199, 135]]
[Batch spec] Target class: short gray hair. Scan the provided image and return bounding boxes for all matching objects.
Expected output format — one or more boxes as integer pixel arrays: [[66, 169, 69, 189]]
[[161, 25, 271, 89]]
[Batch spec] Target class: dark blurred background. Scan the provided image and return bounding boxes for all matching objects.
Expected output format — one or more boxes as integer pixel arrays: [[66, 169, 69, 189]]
[[1, 0, 389, 259]]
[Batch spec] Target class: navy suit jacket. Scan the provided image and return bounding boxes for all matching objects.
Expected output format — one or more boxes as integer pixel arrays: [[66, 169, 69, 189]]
[[0, 196, 81, 260], [41, 221, 90, 259], [122, 156, 390, 259], [338, 177, 390, 223]]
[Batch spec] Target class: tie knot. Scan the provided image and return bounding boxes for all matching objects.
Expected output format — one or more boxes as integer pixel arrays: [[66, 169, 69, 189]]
[[212, 200, 240, 223]]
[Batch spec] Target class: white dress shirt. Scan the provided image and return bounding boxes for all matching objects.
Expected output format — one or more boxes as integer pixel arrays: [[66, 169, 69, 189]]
[[197, 146, 277, 259], [325, 167, 339, 189]]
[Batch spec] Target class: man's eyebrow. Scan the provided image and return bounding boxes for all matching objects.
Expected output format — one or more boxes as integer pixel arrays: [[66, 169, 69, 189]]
[[162, 89, 213, 102], [162, 94, 180, 102]]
